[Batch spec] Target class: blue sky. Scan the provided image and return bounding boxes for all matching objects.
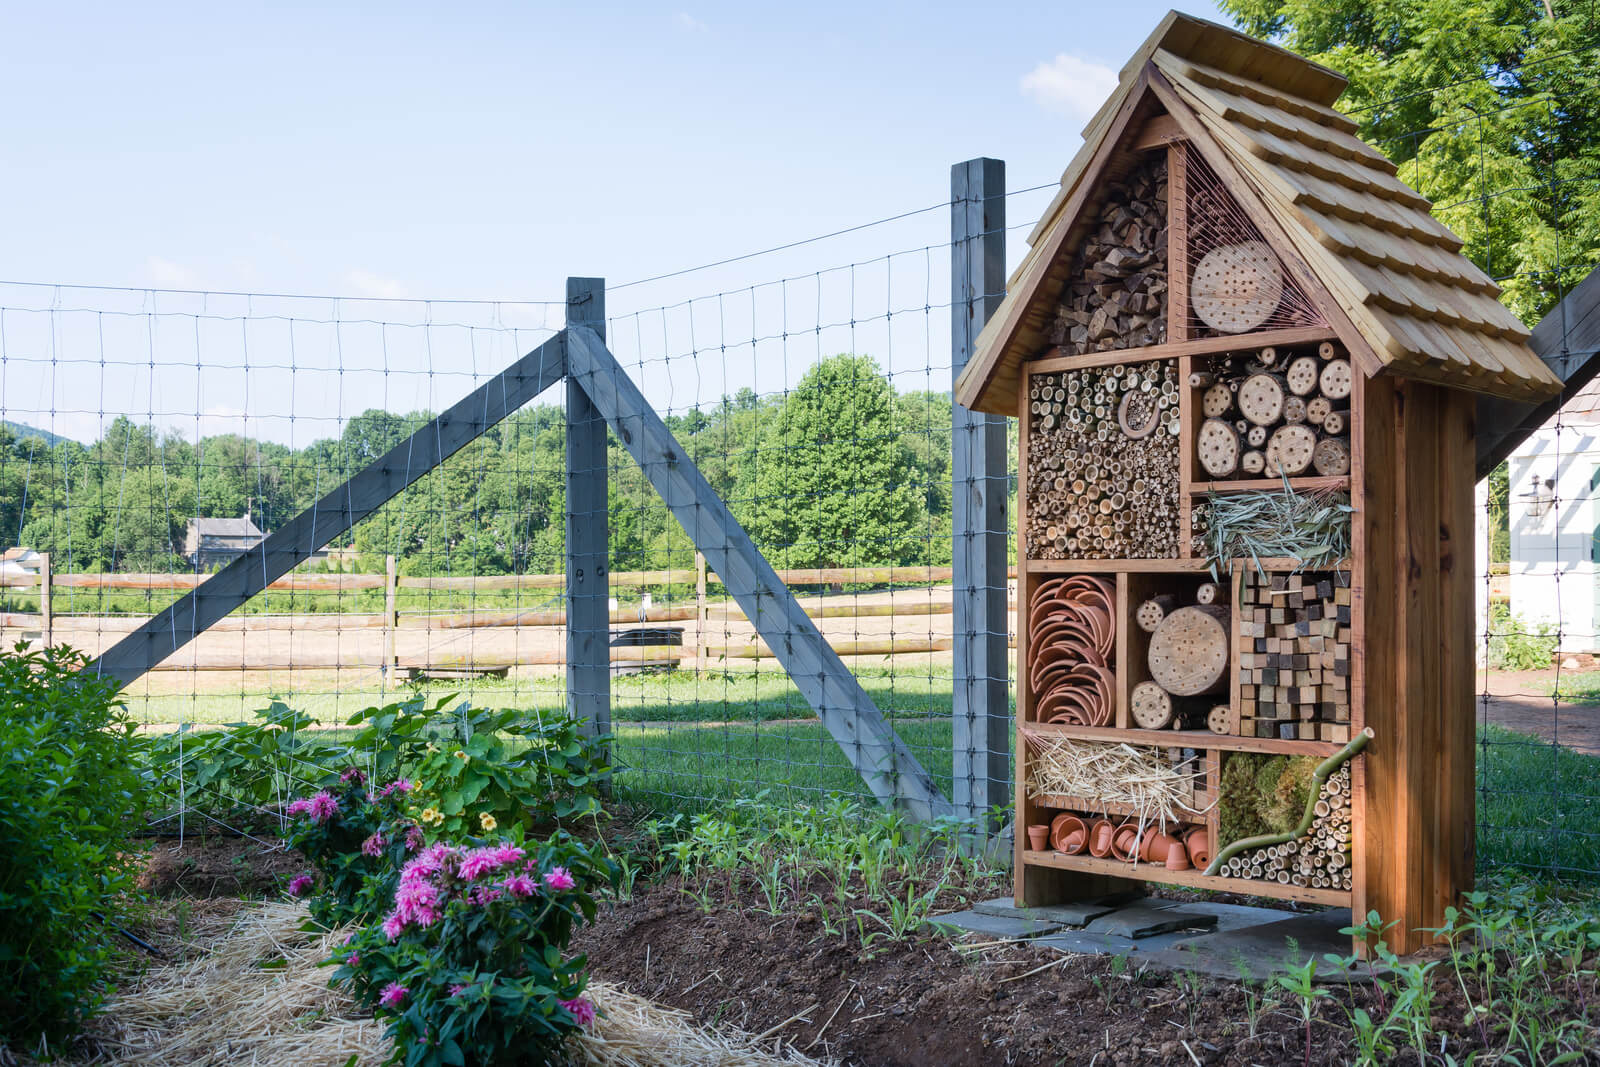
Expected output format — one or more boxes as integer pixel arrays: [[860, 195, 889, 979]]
[[0, 1, 1230, 443]]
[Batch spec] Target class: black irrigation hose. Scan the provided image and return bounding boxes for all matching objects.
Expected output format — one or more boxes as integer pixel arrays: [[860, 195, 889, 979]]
[[90, 911, 167, 960]]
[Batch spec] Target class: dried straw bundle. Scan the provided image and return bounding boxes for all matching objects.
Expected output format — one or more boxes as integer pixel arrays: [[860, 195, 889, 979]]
[[64, 902, 826, 1067], [1200, 481, 1352, 580], [1022, 731, 1207, 828]]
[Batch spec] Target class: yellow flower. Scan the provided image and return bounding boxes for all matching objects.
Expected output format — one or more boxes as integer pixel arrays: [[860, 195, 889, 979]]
[[479, 812, 497, 832], [454, 750, 468, 761], [420, 807, 440, 826]]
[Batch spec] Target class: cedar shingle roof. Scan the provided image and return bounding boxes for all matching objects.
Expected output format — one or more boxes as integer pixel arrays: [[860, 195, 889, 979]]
[[955, 11, 1562, 414]]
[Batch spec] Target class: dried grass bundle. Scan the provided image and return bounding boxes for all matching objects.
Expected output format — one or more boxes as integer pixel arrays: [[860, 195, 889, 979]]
[[1201, 480, 1352, 580], [1022, 731, 1208, 829], [62, 902, 827, 1067]]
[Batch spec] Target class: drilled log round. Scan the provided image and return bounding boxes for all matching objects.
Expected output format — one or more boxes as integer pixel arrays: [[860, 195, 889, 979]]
[[1190, 241, 1284, 334], [1188, 371, 1217, 389], [1237, 373, 1286, 427], [1318, 341, 1337, 360], [1319, 358, 1353, 400], [1258, 346, 1277, 366], [1282, 395, 1307, 425], [1207, 705, 1231, 734], [1130, 681, 1175, 729], [1264, 424, 1317, 476], [1202, 383, 1234, 419], [1240, 449, 1265, 475], [1312, 435, 1352, 477], [1322, 410, 1347, 436], [1147, 605, 1230, 696], [1195, 581, 1220, 605], [1118, 389, 1160, 440], [1305, 396, 1332, 425], [1197, 418, 1241, 478], [1285, 355, 1320, 396], [1246, 424, 1268, 448], [1136, 594, 1179, 633]]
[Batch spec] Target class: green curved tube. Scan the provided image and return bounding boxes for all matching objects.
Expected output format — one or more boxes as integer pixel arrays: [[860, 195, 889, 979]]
[[1203, 727, 1374, 877]]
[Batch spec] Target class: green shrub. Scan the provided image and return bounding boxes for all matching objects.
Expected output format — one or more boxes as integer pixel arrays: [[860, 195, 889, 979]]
[[0, 642, 151, 1046], [282, 769, 422, 927], [1487, 603, 1559, 671]]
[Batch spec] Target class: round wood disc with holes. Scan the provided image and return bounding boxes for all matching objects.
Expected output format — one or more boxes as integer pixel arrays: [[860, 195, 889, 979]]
[[1195, 581, 1220, 605], [1117, 389, 1160, 440], [1265, 423, 1317, 476], [1246, 424, 1268, 447], [1148, 605, 1231, 696], [1282, 395, 1307, 424], [1197, 418, 1241, 478], [1237, 373, 1286, 426], [1306, 396, 1332, 425], [1202, 382, 1234, 419], [1136, 594, 1177, 633], [1312, 435, 1352, 476], [1241, 449, 1265, 474], [1190, 241, 1284, 334], [1322, 410, 1347, 436], [1285, 356, 1320, 396], [1319, 358, 1353, 400], [1207, 705, 1232, 735], [1131, 681, 1175, 729]]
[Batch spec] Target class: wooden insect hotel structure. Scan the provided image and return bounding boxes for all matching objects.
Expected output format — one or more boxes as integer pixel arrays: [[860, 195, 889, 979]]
[[955, 12, 1562, 953]]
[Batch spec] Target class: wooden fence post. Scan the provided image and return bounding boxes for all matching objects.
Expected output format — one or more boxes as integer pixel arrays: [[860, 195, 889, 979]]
[[950, 157, 1010, 834], [39, 552, 52, 648], [566, 278, 611, 744], [384, 554, 398, 675]]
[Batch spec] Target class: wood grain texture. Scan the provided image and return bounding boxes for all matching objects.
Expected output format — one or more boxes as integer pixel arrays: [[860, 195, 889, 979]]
[[87, 332, 568, 687], [564, 326, 952, 820], [567, 278, 611, 742]]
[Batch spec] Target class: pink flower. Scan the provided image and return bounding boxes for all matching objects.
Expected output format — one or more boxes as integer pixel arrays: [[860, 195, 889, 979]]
[[285, 798, 313, 817], [543, 866, 576, 892], [501, 874, 537, 897], [287, 874, 314, 897], [379, 982, 408, 1010], [404, 825, 424, 852], [561, 997, 596, 1028], [381, 913, 406, 941], [448, 984, 467, 997], [340, 766, 367, 785], [458, 843, 525, 881], [362, 832, 385, 858], [307, 791, 339, 823], [380, 779, 413, 797], [347, 951, 360, 966]]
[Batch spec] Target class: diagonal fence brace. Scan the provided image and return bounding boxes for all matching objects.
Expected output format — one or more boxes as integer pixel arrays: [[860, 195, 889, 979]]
[[564, 325, 954, 821]]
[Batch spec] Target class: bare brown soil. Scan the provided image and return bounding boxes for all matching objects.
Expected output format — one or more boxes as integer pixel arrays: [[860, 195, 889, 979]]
[[137, 834, 306, 899]]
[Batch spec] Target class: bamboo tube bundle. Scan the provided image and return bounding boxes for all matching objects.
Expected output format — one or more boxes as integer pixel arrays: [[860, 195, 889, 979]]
[[1220, 766, 1353, 890], [1190, 342, 1354, 483], [1030, 576, 1116, 727]]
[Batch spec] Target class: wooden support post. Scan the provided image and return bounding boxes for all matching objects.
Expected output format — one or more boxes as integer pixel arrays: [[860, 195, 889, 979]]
[[566, 278, 611, 743], [87, 333, 568, 687], [39, 552, 51, 648], [950, 157, 1010, 833], [564, 325, 952, 820], [384, 554, 398, 675]]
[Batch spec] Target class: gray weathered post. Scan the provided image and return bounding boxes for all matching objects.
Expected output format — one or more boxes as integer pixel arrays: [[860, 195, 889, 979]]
[[950, 158, 1010, 833], [566, 278, 611, 741]]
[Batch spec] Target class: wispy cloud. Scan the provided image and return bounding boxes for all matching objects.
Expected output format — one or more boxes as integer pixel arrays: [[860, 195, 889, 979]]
[[1020, 54, 1119, 121], [344, 269, 409, 300], [145, 256, 198, 288], [673, 11, 705, 31]]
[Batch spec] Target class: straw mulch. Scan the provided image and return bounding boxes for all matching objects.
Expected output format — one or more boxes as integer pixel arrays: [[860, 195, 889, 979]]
[[63, 901, 827, 1067], [1022, 731, 1209, 826]]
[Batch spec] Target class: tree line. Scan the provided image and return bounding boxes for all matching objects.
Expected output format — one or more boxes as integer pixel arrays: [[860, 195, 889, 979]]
[[0, 354, 992, 578]]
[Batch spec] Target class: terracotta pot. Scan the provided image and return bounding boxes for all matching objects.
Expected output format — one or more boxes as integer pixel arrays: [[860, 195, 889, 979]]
[[1051, 813, 1088, 855], [1111, 823, 1141, 862], [1165, 840, 1192, 871], [1184, 827, 1211, 869], [1088, 817, 1117, 858], [1027, 824, 1050, 851], [1138, 828, 1177, 864]]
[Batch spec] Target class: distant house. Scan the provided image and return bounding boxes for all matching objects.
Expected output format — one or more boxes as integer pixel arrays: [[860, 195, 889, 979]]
[[0, 547, 43, 580], [185, 514, 264, 568]]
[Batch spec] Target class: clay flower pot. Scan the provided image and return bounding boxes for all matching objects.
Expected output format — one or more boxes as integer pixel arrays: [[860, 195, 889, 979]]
[[1088, 817, 1117, 858], [1165, 840, 1192, 871], [1138, 828, 1177, 864], [1051, 813, 1088, 855], [1027, 824, 1050, 852], [1184, 827, 1211, 869], [1111, 823, 1141, 862]]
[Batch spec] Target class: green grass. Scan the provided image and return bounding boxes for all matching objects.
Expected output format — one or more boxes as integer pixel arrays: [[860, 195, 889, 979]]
[[1538, 671, 1600, 704], [1478, 724, 1600, 875]]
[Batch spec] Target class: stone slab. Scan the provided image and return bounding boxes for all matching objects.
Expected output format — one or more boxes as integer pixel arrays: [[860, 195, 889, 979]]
[[971, 896, 1121, 926], [1085, 901, 1220, 940], [927, 909, 1065, 940], [1146, 908, 1358, 980], [1034, 929, 1141, 956]]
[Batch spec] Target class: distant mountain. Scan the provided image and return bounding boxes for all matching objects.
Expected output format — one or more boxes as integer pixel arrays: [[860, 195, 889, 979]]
[[2, 421, 75, 448]]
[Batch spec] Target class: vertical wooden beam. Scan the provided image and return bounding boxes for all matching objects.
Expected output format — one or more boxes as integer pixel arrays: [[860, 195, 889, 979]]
[[39, 553, 52, 648], [383, 554, 398, 675], [1168, 140, 1193, 555], [566, 278, 611, 742], [950, 157, 1011, 832]]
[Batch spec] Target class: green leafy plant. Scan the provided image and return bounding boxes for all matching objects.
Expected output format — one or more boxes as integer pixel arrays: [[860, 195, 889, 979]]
[[282, 769, 423, 927], [0, 642, 152, 1047], [1274, 947, 1331, 1067], [143, 700, 346, 814], [330, 832, 615, 1066], [1486, 603, 1559, 671]]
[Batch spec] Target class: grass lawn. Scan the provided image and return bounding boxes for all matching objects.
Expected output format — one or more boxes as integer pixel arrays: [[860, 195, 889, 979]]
[[1538, 671, 1600, 703]]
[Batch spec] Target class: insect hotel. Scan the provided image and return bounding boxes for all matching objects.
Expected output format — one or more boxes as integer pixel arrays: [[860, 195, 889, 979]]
[[954, 13, 1562, 954]]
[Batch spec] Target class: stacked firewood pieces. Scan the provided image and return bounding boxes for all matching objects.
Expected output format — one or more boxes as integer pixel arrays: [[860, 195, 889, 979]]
[[1130, 584, 1230, 732], [1029, 576, 1116, 727], [1192, 341, 1353, 481], [1219, 766, 1353, 891], [1237, 569, 1351, 741], [1042, 154, 1168, 356], [1026, 362, 1180, 560]]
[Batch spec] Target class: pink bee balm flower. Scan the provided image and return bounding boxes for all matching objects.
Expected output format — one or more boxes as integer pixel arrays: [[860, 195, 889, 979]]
[[284, 798, 313, 817], [362, 832, 385, 858], [543, 866, 576, 892], [378, 982, 408, 1010], [458, 843, 524, 881], [448, 984, 467, 997], [404, 825, 424, 852], [561, 997, 596, 1028], [381, 913, 406, 941], [501, 874, 537, 897], [286, 874, 314, 897], [340, 766, 367, 784], [380, 778, 413, 797], [307, 791, 339, 823]]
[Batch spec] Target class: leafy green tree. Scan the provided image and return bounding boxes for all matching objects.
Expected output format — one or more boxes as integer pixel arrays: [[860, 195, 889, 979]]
[[1222, 0, 1600, 324]]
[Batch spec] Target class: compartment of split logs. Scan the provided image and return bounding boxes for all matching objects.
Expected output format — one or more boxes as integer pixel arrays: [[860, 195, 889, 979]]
[[1124, 571, 1231, 734], [1189, 341, 1353, 482], [1025, 361, 1180, 560]]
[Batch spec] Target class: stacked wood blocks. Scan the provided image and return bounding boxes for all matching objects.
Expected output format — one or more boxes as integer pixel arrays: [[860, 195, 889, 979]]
[[1044, 154, 1168, 355], [1192, 342, 1353, 480], [1237, 569, 1351, 742], [1026, 362, 1179, 559], [1218, 765, 1353, 891]]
